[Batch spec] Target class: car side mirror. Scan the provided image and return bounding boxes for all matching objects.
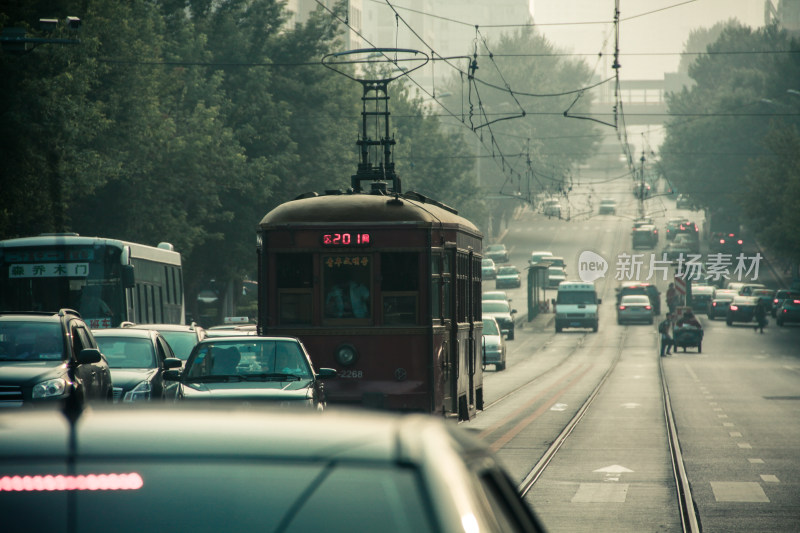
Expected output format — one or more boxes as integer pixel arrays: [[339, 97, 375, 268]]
[[511, 309, 518, 314], [77, 348, 102, 365], [597, 298, 602, 304], [316, 368, 337, 379], [163, 358, 182, 369], [163, 369, 181, 381]]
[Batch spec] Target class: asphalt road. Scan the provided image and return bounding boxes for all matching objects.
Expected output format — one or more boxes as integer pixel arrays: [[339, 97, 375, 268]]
[[468, 175, 800, 532]]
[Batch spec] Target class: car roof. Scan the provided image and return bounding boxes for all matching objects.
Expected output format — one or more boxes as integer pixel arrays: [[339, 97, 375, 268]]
[[128, 323, 203, 332], [92, 327, 155, 338]]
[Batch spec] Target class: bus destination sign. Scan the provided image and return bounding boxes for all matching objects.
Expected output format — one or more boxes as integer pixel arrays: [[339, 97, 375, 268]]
[[321, 232, 371, 247]]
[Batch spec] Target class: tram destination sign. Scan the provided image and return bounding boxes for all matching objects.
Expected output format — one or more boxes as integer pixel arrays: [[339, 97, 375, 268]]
[[321, 232, 371, 247]]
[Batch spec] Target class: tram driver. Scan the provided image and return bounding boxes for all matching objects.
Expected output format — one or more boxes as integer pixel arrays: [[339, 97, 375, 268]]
[[325, 279, 369, 318]]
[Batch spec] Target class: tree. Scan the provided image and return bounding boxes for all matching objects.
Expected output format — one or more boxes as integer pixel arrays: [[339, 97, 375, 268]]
[[660, 23, 790, 214]]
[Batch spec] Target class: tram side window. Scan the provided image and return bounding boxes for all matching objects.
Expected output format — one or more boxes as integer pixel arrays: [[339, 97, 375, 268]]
[[323, 255, 371, 320], [381, 253, 419, 325], [276, 254, 312, 325], [442, 252, 452, 320], [431, 253, 442, 321]]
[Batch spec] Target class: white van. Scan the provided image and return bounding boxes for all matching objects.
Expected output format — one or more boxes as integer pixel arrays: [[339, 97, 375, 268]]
[[554, 281, 601, 333]]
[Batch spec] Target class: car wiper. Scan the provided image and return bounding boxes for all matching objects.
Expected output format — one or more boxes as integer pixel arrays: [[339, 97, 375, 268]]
[[184, 374, 245, 383], [242, 373, 303, 382]]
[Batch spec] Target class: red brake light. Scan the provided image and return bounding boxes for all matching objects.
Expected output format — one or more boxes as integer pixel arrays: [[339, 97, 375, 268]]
[[774, 299, 779, 304], [619, 305, 626, 310], [728, 233, 734, 237], [730, 305, 739, 311], [737, 240, 743, 245], [645, 305, 652, 310], [719, 239, 725, 244], [794, 299, 800, 304]]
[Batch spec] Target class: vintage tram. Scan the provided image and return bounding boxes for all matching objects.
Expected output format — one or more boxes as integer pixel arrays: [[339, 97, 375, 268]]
[[257, 189, 484, 420], [257, 49, 484, 420]]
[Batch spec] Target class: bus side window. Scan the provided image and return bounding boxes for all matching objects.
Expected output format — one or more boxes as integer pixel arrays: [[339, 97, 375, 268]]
[[381, 252, 419, 325]]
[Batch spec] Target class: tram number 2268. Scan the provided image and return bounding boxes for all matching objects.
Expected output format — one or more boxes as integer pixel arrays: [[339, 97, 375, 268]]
[[338, 370, 364, 379]]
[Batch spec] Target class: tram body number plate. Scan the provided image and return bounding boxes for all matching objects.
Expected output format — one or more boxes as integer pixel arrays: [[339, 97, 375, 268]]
[[338, 370, 364, 379]]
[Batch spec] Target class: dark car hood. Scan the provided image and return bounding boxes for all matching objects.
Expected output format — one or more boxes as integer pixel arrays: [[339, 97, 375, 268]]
[[110, 368, 158, 389], [0, 361, 67, 386], [181, 380, 313, 401]]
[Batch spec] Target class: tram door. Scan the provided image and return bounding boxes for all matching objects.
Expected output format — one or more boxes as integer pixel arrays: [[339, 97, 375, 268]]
[[439, 246, 457, 416]]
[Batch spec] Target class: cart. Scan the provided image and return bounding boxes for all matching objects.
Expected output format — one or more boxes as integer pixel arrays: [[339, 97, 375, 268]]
[[673, 325, 703, 353]]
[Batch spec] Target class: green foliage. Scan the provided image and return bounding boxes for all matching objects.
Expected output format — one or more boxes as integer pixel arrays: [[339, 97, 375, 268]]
[[660, 22, 800, 261]]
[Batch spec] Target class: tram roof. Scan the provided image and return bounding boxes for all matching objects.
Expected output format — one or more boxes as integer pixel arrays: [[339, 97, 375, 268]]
[[260, 192, 481, 234]]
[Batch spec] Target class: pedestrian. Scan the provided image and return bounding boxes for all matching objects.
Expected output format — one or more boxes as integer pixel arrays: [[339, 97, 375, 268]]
[[754, 301, 767, 334], [666, 283, 678, 314], [658, 313, 673, 356]]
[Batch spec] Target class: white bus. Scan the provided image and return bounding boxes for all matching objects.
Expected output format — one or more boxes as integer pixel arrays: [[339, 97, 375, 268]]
[[0, 233, 184, 328]]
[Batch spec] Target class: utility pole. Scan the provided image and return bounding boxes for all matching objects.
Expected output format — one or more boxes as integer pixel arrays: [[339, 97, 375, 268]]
[[638, 151, 646, 219]]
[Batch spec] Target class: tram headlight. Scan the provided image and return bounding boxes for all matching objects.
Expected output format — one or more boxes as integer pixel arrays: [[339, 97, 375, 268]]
[[335, 344, 359, 366]]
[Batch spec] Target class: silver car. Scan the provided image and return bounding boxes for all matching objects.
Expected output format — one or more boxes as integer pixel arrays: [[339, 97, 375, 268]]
[[617, 294, 654, 325], [482, 317, 507, 371]]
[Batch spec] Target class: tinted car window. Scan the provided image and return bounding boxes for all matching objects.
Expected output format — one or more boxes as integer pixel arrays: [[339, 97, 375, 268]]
[[158, 331, 198, 360], [0, 322, 62, 361], [0, 461, 434, 533]]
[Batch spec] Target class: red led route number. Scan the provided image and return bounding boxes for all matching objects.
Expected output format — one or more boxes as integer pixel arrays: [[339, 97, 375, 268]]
[[321, 232, 371, 247]]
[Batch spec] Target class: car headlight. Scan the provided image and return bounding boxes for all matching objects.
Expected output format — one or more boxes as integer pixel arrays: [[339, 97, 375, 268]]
[[123, 381, 151, 402], [32, 378, 67, 399]]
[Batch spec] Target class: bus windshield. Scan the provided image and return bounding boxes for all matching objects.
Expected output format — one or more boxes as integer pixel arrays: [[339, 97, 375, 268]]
[[0, 244, 123, 327]]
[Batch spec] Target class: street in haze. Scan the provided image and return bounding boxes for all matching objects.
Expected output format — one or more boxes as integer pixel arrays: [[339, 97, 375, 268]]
[[470, 168, 800, 532]]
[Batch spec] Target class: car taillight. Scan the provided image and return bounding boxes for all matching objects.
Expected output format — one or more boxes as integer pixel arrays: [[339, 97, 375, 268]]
[[619, 306, 626, 310], [774, 299, 779, 304], [730, 305, 739, 311], [712, 302, 717, 307], [737, 239, 743, 245], [645, 305, 652, 310], [719, 239, 725, 244], [794, 300, 800, 304]]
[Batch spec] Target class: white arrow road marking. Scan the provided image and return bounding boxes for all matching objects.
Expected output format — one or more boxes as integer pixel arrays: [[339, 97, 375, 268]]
[[594, 465, 634, 474]]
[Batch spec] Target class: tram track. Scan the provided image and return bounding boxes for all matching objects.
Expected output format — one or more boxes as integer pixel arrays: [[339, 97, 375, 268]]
[[504, 327, 701, 533]]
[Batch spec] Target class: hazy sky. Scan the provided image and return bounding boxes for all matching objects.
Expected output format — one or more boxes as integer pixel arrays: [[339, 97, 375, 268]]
[[531, 0, 766, 80]]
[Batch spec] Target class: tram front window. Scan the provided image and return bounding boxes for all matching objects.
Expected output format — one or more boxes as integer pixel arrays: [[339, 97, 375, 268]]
[[323, 256, 371, 320]]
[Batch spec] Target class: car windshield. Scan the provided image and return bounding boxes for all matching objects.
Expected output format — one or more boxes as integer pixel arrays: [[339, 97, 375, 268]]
[[487, 245, 505, 252], [95, 337, 156, 369], [185, 340, 312, 380], [482, 319, 500, 335], [0, 321, 63, 362], [482, 302, 510, 313], [483, 292, 507, 301], [2, 460, 435, 533], [498, 267, 518, 275], [481, 259, 494, 266], [557, 291, 596, 305]]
